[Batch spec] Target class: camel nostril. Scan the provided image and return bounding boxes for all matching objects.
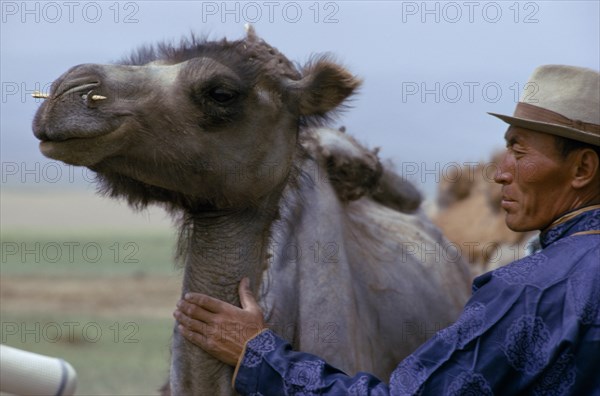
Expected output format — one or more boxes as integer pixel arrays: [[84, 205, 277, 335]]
[[58, 82, 101, 99], [82, 90, 108, 108]]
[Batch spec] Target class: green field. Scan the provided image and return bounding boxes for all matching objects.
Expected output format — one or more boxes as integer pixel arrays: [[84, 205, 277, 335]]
[[1, 230, 182, 395], [1, 314, 174, 395], [1, 230, 178, 276]]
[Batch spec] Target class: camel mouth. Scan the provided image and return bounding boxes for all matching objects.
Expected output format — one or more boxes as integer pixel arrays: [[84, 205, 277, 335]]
[[37, 123, 128, 167], [37, 128, 115, 143], [38, 132, 109, 145], [38, 126, 118, 152]]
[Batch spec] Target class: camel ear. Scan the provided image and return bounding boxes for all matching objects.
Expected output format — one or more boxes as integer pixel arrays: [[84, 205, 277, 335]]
[[289, 58, 362, 116]]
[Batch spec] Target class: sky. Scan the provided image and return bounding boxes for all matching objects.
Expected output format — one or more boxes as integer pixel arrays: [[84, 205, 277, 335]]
[[1, 0, 599, 197]]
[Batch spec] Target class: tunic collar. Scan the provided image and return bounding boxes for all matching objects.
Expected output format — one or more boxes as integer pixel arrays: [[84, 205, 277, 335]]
[[473, 204, 600, 293], [539, 204, 600, 248]]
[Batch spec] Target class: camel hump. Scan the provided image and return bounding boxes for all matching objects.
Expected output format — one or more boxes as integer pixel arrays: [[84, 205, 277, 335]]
[[304, 127, 422, 212], [372, 160, 422, 213]]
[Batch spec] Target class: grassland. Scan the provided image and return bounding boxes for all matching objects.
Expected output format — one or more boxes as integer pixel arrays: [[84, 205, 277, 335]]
[[1, 190, 183, 395]]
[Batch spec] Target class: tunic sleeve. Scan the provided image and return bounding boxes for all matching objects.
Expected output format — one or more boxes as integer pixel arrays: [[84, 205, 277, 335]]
[[233, 329, 390, 395]]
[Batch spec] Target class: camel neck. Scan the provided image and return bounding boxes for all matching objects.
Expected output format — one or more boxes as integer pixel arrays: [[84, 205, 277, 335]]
[[180, 202, 277, 305]]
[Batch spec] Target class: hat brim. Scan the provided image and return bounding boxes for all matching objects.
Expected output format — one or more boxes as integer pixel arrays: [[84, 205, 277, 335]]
[[488, 112, 600, 146]]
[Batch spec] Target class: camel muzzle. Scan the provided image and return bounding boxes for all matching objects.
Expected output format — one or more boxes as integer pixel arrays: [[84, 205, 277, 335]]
[[31, 64, 137, 144]]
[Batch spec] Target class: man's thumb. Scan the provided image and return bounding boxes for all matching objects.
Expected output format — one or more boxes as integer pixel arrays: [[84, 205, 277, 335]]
[[239, 277, 259, 311]]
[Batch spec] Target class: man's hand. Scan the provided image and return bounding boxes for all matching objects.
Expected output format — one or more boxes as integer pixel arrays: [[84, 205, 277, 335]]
[[173, 278, 266, 366]]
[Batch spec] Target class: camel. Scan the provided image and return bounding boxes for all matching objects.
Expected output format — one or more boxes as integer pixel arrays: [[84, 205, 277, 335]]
[[32, 26, 472, 395], [434, 151, 537, 274]]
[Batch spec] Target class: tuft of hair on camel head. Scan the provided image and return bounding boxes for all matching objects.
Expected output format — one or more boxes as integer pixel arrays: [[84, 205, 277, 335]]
[[33, 24, 362, 119]]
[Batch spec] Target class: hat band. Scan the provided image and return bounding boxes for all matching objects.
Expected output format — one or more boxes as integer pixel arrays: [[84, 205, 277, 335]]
[[514, 102, 600, 133]]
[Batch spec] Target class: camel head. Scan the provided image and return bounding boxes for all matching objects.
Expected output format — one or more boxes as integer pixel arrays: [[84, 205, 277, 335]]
[[32, 26, 361, 211]]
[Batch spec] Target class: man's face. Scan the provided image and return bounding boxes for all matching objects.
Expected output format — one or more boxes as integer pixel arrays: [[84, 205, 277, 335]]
[[494, 127, 575, 232]]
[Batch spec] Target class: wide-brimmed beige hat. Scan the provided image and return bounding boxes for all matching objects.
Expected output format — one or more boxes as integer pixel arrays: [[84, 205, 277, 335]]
[[489, 65, 600, 146]]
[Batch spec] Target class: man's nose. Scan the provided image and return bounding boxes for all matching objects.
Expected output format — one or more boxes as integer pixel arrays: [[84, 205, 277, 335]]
[[494, 153, 513, 185]]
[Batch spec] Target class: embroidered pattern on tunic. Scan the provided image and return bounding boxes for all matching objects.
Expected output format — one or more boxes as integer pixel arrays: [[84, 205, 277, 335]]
[[348, 375, 370, 396], [532, 350, 576, 396], [581, 214, 600, 231], [540, 208, 600, 247], [436, 302, 486, 348], [241, 330, 277, 368], [283, 360, 325, 394], [446, 371, 493, 396], [284, 384, 320, 396], [567, 268, 600, 325], [389, 355, 425, 396], [503, 315, 550, 374], [493, 253, 546, 285], [542, 227, 566, 247]]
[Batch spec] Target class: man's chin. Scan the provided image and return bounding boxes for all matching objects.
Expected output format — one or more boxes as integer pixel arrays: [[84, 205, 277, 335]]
[[504, 213, 538, 233]]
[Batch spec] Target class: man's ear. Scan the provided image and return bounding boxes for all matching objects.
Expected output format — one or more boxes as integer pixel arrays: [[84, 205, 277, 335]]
[[571, 148, 600, 189], [288, 57, 362, 117]]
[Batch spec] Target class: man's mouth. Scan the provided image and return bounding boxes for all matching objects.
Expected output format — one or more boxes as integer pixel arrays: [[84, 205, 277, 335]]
[[501, 196, 517, 210]]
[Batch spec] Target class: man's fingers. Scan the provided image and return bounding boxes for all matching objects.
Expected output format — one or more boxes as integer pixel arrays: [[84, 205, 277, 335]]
[[177, 299, 214, 323], [184, 292, 226, 313], [178, 324, 210, 348], [174, 309, 211, 335], [174, 281, 266, 367], [184, 280, 260, 314], [239, 277, 260, 312]]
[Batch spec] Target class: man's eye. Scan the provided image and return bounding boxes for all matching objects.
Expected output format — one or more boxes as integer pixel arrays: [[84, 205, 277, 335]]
[[208, 87, 238, 104], [506, 143, 524, 153], [511, 148, 527, 158]]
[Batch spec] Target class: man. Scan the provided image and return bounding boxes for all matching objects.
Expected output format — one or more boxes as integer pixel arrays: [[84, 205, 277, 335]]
[[174, 65, 600, 394]]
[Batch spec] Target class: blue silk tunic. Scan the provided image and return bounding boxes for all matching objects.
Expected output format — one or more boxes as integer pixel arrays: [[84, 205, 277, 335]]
[[234, 206, 600, 395]]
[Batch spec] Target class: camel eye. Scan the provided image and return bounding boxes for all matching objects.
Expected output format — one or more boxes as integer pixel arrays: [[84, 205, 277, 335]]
[[208, 87, 238, 104]]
